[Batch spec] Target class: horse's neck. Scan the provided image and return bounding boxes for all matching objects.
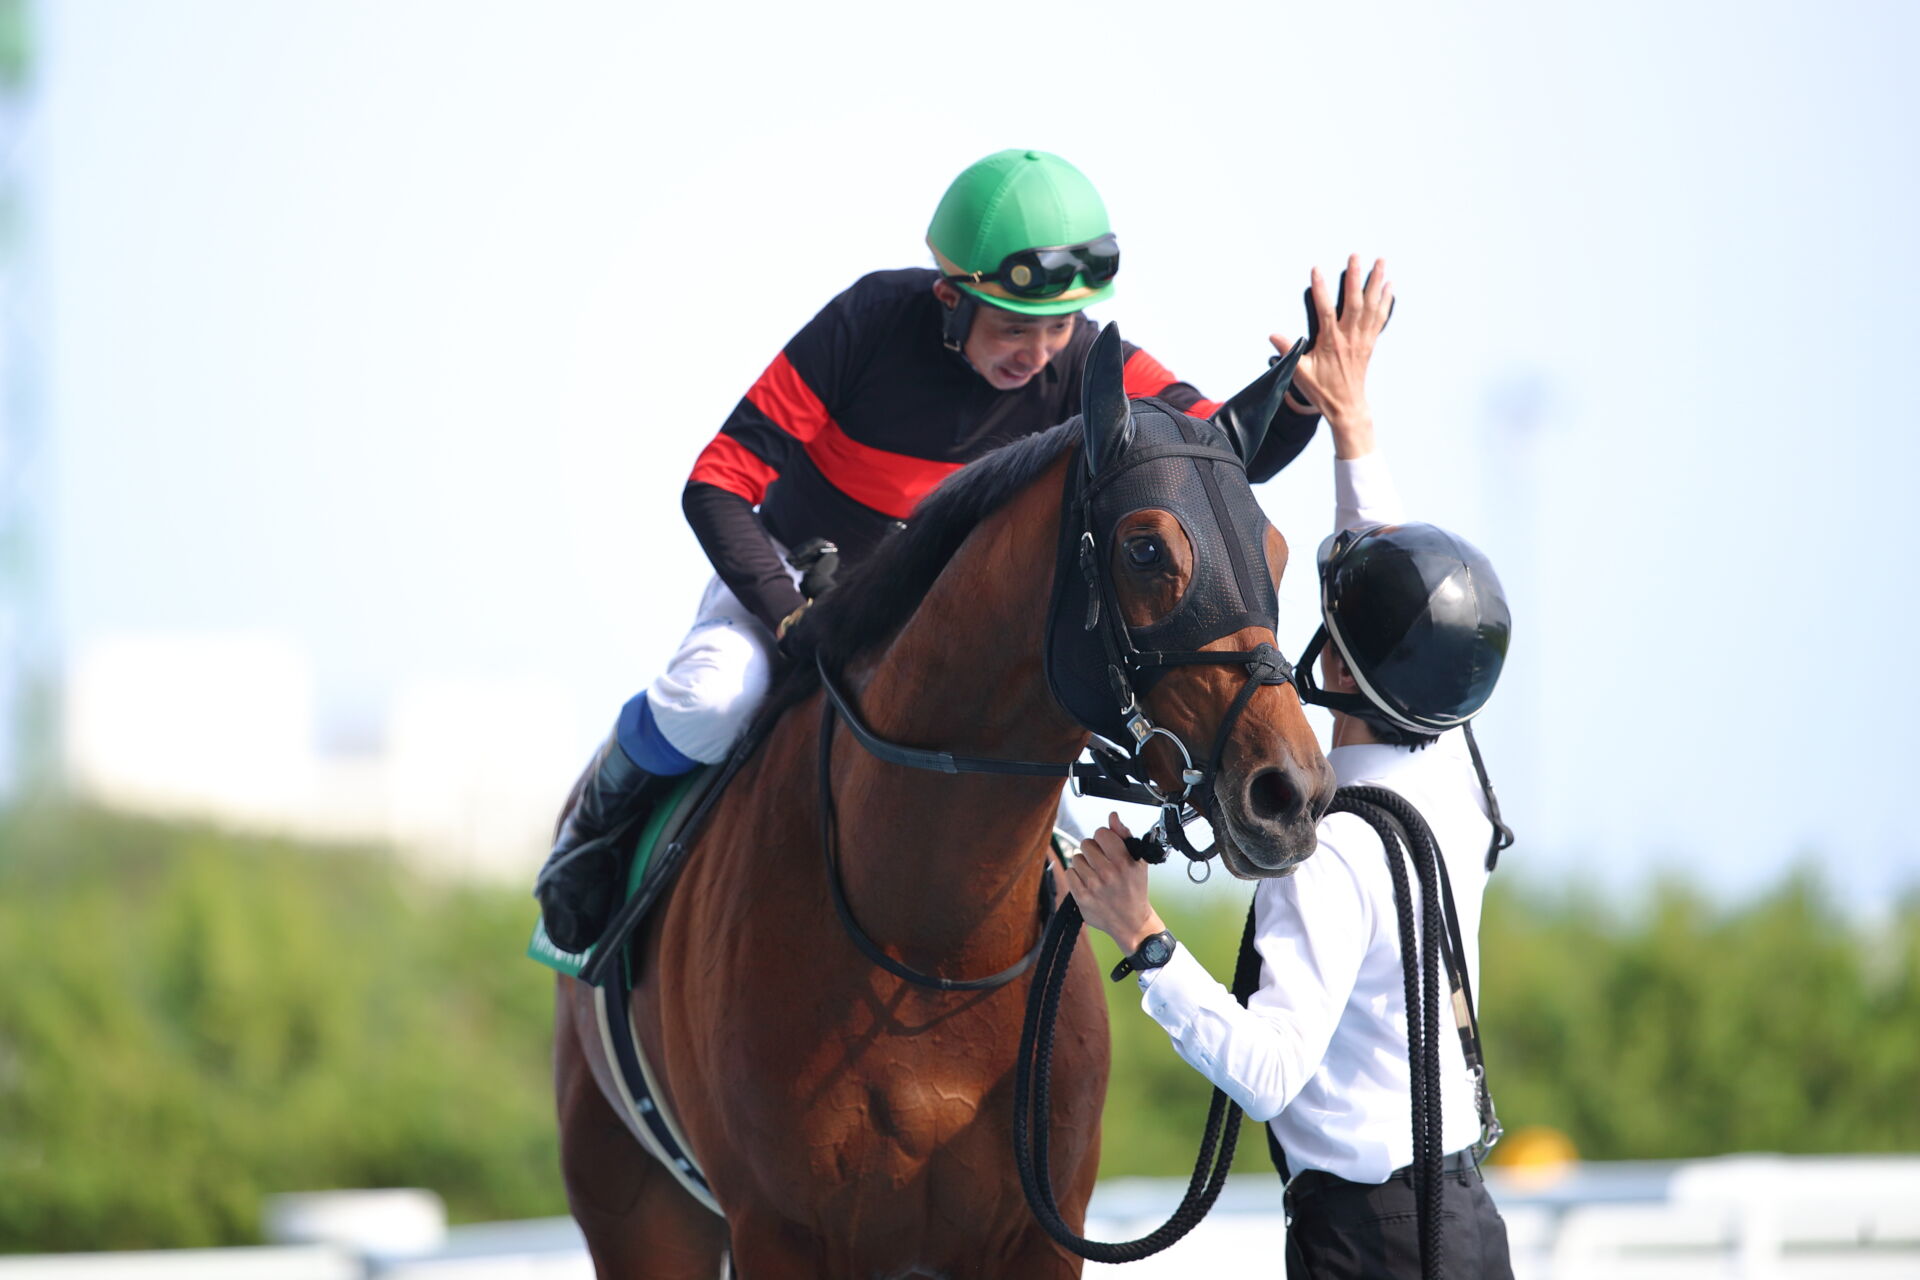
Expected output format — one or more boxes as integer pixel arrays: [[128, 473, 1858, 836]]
[[833, 457, 1084, 958]]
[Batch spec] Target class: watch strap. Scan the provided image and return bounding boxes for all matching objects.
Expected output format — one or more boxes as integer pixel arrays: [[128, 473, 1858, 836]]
[[1110, 930, 1177, 982]]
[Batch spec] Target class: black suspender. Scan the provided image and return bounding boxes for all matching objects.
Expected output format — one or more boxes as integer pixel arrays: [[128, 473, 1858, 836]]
[[1254, 779, 1505, 1187]]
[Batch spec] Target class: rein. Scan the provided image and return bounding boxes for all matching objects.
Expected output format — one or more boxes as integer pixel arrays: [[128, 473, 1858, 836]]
[[816, 656, 1157, 799], [1011, 894, 1264, 1262], [815, 695, 1052, 992], [812, 655, 1170, 992]]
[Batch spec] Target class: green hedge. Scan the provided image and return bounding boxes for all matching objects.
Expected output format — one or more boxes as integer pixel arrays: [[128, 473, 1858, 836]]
[[0, 806, 567, 1251], [1, 804, 1915, 1251], [1090, 867, 1920, 1176]]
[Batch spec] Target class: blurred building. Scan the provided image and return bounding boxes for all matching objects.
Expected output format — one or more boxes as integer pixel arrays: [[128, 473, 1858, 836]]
[[62, 629, 582, 882]]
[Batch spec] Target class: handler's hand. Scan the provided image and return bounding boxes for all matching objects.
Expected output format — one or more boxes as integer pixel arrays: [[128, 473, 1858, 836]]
[[1272, 255, 1393, 459], [1058, 813, 1167, 955]]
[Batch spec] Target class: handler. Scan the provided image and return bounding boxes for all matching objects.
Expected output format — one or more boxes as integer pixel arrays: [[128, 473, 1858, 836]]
[[1064, 258, 1516, 1278], [535, 148, 1324, 952]]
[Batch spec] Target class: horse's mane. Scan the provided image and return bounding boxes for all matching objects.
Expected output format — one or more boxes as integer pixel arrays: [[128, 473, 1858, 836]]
[[749, 419, 1079, 739]]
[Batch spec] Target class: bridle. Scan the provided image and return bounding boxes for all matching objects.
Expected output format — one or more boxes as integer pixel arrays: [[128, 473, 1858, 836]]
[[815, 390, 1299, 990], [1043, 408, 1298, 869]]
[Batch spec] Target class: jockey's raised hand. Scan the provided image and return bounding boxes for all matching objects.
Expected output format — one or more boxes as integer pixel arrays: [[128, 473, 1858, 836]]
[[1274, 255, 1394, 461]]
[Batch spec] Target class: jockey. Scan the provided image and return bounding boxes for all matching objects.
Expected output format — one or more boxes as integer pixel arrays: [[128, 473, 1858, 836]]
[[535, 148, 1326, 953]]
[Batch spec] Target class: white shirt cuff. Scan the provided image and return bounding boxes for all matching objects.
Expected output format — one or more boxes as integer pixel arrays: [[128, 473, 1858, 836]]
[[1137, 943, 1223, 1023], [1334, 450, 1407, 531]]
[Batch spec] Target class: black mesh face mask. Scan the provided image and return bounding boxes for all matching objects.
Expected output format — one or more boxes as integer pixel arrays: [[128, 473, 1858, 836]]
[[1043, 325, 1299, 813]]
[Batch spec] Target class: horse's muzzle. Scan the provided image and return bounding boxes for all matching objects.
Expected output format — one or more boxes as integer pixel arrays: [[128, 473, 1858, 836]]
[[1214, 756, 1336, 878]]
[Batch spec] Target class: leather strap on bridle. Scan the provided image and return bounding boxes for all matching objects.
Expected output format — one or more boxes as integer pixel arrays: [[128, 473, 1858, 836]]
[[816, 656, 1162, 808], [1057, 423, 1297, 864], [815, 698, 1049, 992]]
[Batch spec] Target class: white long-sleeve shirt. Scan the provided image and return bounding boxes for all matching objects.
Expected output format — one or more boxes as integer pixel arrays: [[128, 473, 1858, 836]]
[[1136, 450, 1494, 1184]]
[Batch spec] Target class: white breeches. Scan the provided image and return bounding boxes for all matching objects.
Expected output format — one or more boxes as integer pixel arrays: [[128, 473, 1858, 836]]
[[646, 560, 1086, 842], [646, 562, 801, 766]]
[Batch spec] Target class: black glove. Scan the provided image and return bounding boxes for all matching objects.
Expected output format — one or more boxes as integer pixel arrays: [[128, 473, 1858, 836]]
[[1212, 338, 1305, 466], [787, 538, 841, 601]]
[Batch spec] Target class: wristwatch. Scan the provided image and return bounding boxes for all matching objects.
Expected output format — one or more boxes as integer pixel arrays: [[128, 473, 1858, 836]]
[[1110, 930, 1177, 982]]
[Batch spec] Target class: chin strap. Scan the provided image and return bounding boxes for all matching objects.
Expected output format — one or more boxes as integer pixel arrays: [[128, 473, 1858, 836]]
[[941, 290, 978, 353], [1462, 722, 1514, 871], [1295, 624, 1516, 872]]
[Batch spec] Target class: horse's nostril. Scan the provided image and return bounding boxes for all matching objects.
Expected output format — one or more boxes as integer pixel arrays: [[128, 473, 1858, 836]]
[[1247, 767, 1303, 825]]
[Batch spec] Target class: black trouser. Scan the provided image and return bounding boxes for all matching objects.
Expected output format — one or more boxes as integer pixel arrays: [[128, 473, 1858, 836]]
[[1282, 1152, 1513, 1279]]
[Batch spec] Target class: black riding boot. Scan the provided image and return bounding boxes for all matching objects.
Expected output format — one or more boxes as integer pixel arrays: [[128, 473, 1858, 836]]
[[534, 734, 657, 953]]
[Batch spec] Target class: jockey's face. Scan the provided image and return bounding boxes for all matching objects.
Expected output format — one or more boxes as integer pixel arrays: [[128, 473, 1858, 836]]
[[934, 281, 1079, 391]]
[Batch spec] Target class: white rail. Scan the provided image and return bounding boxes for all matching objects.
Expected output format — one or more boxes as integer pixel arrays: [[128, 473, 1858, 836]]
[[3, 1157, 1918, 1278]]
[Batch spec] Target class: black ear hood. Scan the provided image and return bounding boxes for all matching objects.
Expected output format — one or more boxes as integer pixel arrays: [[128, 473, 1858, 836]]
[[1079, 321, 1131, 475], [1043, 377, 1281, 747]]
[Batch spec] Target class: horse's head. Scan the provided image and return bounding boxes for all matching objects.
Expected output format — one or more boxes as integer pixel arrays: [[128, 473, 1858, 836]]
[[1045, 324, 1334, 877]]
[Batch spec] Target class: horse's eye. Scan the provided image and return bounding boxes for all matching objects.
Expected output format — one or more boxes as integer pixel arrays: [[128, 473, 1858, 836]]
[[1126, 538, 1162, 567]]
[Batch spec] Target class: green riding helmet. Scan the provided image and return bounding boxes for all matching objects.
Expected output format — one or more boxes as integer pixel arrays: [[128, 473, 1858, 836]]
[[927, 149, 1118, 317]]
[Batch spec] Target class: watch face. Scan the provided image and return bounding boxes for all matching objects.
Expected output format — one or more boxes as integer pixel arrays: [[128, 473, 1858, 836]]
[[1142, 934, 1173, 966]]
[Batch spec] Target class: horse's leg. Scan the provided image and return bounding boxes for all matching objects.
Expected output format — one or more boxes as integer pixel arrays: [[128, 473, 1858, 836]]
[[556, 981, 729, 1279]]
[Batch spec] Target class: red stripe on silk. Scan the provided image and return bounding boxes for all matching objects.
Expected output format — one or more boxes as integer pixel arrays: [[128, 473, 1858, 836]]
[[741, 350, 961, 516], [1186, 397, 1223, 418], [804, 424, 964, 519], [1122, 348, 1180, 399], [688, 434, 779, 504], [744, 352, 831, 444]]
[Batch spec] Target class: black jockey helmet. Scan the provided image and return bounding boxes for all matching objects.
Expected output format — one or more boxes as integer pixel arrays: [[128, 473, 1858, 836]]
[[1300, 522, 1511, 734]]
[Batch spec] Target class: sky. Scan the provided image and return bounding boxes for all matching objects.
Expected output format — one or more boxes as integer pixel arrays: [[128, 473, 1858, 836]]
[[25, 1, 1920, 911]]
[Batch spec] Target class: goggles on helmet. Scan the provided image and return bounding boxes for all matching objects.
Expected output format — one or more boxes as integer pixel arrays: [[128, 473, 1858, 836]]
[[944, 234, 1121, 300]]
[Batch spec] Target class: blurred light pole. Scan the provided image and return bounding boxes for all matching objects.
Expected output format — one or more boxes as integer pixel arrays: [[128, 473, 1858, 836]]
[[1481, 369, 1554, 854], [0, 0, 49, 802]]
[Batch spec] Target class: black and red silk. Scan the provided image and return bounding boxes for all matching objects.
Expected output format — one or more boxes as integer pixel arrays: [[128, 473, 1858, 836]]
[[683, 268, 1319, 632]]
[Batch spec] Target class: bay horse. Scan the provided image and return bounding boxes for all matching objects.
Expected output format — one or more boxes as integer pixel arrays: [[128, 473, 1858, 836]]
[[552, 325, 1335, 1277]]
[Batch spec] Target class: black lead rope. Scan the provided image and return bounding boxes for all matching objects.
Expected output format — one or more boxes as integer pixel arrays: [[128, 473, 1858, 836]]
[[1011, 893, 1265, 1263], [1326, 785, 1493, 1280]]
